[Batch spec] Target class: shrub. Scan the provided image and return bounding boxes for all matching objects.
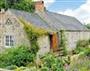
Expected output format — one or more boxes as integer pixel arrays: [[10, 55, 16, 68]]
[[74, 39, 90, 54], [76, 40, 89, 48], [39, 53, 64, 71], [0, 45, 38, 68], [6, 65, 17, 70], [13, 53, 64, 71], [82, 47, 90, 57], [14, 67, 27, 71], [68, 55, 90, 71], [40, 67, 49, 71]]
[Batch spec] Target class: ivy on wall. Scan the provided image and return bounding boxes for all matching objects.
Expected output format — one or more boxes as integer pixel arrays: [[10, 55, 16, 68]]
[[59, 30, 67, 56], [19, 18, 48, 54], [19, 18, 67, 56]]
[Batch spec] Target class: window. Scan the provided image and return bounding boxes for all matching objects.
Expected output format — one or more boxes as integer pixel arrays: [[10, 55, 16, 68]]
[[5, 35, 14, 47]]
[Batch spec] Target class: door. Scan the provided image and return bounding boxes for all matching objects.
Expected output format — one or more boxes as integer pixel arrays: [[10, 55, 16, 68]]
[[50, 33, 58, 50]]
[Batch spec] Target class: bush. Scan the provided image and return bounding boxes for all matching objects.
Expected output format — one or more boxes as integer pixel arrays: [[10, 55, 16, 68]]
[[39, 53, 64, 71], [76, 40, 89, 48], [82, 48, 90, 57], [40, 67, 49, 71], [0, 45, 38, 68], [6, 65, 17, 70], [74, 39, 90, 54], [68, 55, 90, 71]]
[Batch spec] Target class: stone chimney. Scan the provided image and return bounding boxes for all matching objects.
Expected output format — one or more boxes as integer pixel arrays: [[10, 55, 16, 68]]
[[35, 1, 45, 12]]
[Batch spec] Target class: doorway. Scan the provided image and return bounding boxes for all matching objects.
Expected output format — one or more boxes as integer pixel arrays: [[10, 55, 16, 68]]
[[49, 33, 58, 50]]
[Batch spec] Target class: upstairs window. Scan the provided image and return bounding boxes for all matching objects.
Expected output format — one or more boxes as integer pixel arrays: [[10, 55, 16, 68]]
[[5, 35, 14, 47]]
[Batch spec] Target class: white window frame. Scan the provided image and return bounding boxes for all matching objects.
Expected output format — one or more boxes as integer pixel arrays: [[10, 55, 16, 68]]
[[5, 35, 14, 48]]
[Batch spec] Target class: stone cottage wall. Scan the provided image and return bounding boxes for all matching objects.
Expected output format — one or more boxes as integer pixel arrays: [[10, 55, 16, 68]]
[[65, 31, 90, 51], [0, 11, 30, 51], [37, 35, 50, 57], [0, 11, 50, 54]]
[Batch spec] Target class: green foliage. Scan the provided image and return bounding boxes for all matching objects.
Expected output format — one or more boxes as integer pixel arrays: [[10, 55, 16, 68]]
[[0, 0, 34, 12], [59, 30, 67, 56], [76, 39, 90, 48], [74, 39, 90, 54], [19, 19, 48, 54], [14, 67, 28, 71], [14, 53, 64, 71], [39, 53, 64, 71], [0, 0, 5, 9], [21, 20, 39, 52], [20, 18, 48, 36], [85, 24, 90, 29], [69, 39, 90, 71], [40, 67, 49, 71], [6, 65, 18, 70], [0, 45, 37, 68], [81, 47, 90, 57], [68, 55, 90, 71], [62, 56, 70, 65]]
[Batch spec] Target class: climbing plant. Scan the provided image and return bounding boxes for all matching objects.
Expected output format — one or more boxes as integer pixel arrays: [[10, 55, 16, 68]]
[[19, 19, 48, 54], [59, 30, 67, 56]]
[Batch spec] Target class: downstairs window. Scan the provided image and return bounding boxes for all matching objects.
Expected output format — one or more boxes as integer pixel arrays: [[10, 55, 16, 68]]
[[5, 35, 14, 47]]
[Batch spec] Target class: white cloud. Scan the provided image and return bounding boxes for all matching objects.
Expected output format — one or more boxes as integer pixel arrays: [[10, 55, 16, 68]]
[[44, 0, 55, 7], [34, 0, 55, 7], [58, 0, 90, 24]]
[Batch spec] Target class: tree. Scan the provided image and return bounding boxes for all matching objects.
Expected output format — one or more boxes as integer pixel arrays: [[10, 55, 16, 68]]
[[0, 0, 35, 12], [0, 0, 5, 9], [6, 0, 21, 5], [85, 24, 90, 29]]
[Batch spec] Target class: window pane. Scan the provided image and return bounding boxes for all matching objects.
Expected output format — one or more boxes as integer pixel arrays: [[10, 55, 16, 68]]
[[10, 42, 14, 46], [10, 40, 14, 46], [10, 36, 14, 46], [6, 36, 9, 40], [10, 36, 12, 40], [6, 36, 9, 38], [6, 40, 9, 42], [6, 42, 9, 46], [5, 36, 9, 46]]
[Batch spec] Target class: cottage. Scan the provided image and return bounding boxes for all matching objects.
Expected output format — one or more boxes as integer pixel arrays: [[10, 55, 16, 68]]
[[0, 1, 90, 55]]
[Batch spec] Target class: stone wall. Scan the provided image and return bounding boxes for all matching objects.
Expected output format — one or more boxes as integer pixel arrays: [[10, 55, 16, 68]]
[[0, 10, 30, 51], [65, 31, 90, 51], [37, 35, 50, 57], [0, 10, 51, 55]]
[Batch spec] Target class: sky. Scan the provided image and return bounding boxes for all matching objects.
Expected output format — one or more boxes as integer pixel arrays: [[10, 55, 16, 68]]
[[34, 0, 90, 24]]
